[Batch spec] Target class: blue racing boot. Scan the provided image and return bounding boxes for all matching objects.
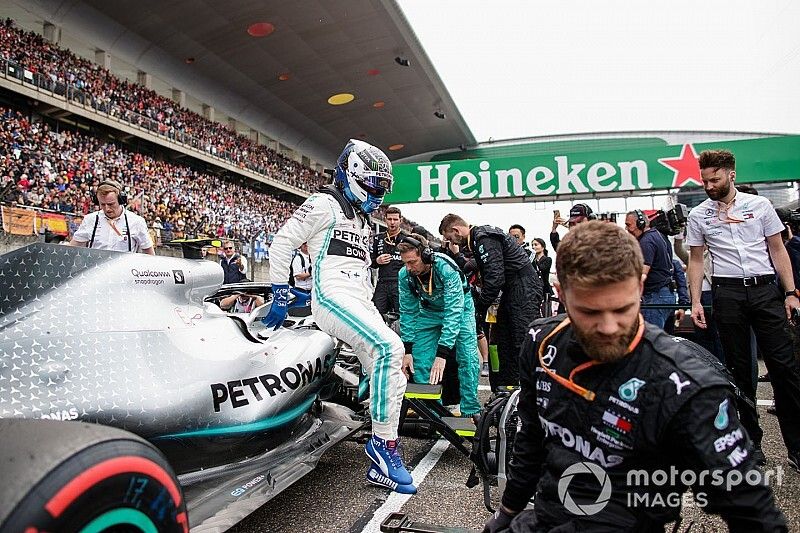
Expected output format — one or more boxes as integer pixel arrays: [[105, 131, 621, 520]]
[[366, 464, 417, 494], [365, 435, 413, 486]]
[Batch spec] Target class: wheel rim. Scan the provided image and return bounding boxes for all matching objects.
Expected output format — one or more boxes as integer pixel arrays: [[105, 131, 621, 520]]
[[78, 508, 158, 533]]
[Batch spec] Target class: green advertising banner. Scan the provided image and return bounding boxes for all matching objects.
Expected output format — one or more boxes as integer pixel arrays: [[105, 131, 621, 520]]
[[385, 135, 800, 204]]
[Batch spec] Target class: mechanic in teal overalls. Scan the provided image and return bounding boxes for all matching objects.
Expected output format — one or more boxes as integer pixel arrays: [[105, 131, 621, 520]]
[[397, 234, 481, 418]]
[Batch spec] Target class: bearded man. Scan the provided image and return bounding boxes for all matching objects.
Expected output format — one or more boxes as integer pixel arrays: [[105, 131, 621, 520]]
[[483, 221, 785, 533]]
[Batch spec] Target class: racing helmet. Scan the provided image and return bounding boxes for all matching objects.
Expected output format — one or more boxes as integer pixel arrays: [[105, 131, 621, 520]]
[[334, 139, 393, 214]]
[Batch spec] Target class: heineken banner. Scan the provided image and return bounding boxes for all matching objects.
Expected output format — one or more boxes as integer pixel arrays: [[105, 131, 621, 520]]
[[385, 135, 800, 204]]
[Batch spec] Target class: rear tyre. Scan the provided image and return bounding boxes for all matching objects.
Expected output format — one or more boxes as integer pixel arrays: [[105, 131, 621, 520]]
[[0, 419, 187, 533]]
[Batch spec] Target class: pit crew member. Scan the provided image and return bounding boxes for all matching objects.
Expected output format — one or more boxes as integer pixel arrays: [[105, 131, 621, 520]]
[[397, 234, 481, 418], [69, 180, 154, 254]]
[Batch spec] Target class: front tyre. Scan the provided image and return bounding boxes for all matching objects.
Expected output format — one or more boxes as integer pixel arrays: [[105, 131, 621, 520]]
[[0, 419, 187, 533]]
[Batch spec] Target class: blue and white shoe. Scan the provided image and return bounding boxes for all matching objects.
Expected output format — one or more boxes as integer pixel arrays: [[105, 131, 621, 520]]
[[365, 435, 413, 486], [366, 464, 417, 494]]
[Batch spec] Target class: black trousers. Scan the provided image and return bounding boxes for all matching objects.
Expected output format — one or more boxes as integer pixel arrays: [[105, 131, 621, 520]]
[[490, 274, 542, 389], [372, 280, 399, 315], [712, 281, 800, 452]]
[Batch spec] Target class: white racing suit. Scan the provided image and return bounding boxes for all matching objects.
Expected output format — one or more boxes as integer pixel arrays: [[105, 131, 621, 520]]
[[269, 188, 406, 440]]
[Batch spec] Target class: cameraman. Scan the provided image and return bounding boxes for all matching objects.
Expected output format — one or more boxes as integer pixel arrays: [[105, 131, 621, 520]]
[[625, 210, 674, 328], [777, 207, 800, 365], [777, 208, 800, 291], [220, 240, 247, 284]]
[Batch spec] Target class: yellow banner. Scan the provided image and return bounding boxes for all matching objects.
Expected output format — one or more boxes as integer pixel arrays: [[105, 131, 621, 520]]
[[1, 206, 36, 235]]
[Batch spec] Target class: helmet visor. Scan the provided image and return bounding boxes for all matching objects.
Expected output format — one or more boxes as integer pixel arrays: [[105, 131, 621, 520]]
[[356, 171, 393, 197]]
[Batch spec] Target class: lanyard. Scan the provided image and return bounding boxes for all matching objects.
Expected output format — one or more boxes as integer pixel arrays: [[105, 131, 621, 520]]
[[107, 218, 123, 237], [89, 211, 131, 252], [537, 314, 645, 401]]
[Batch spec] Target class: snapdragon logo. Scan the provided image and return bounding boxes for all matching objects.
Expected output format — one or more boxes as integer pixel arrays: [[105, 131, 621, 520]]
[[557, 462, 612, 516]]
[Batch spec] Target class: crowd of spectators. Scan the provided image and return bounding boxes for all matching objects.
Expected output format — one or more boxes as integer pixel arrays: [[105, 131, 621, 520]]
[[0, 19, 428, 243], [0, 107, 298, 243], [0, 18, 326, 192], [0, 107, 425, 245]]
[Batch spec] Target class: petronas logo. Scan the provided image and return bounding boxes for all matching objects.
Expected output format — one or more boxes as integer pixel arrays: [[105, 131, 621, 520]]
[[714, 399, 730, 430], [618, 378, 645, 402]]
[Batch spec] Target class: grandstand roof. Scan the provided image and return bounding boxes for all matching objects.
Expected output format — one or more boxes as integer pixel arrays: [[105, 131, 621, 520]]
[[16, 0, 475, 164]]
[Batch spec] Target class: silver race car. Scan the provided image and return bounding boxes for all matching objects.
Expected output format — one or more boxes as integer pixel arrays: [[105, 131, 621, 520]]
[[0, 242, 365, 532]]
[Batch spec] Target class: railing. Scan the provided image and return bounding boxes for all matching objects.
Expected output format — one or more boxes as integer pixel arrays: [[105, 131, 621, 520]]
[[0, 203, 269, 259], [0, 56, 310, 195]]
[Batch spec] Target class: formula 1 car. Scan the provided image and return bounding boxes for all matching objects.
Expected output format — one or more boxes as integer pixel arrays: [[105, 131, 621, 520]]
[[0, 242, 365, 532]]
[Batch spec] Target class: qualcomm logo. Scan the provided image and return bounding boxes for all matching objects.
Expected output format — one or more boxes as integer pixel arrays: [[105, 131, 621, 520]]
[[557, 462, 612, 516]]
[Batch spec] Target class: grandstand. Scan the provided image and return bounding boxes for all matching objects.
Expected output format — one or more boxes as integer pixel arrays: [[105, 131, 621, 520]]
[[0, 17, 432, 252]]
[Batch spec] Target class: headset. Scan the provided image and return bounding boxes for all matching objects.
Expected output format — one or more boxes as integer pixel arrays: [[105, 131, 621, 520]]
[[633, 209, 647, 231], [400, 235, 434, 265], [89, 179, 131, 251], [91, 180, 128, 206]]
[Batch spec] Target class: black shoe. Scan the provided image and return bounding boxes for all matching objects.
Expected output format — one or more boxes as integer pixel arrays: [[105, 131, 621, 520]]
[[789, 451, 799, 473], [767, 406, 777, 416], [753, 447, 766, 466], [758, 373, 771, 382]]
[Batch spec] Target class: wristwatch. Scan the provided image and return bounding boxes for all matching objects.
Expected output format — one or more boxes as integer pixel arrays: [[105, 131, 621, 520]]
[[785, 289, 800, 298]]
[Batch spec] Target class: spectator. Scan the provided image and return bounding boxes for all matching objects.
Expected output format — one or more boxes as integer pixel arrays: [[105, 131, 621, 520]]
[[0, 20, 327, 192], [289, 243, 312, 294], [220, 240, 247, 284], [531, 237, 553, 317], [508, 224, 532, 259], [0, 107, 301, 243], [550, 203, 594, 251]]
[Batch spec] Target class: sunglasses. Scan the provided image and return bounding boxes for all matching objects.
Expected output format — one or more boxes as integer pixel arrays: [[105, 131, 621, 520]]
[[224, 247, 234, 250]]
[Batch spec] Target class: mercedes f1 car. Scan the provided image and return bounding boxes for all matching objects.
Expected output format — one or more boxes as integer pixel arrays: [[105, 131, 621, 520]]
[[0, 243, 365, 532]]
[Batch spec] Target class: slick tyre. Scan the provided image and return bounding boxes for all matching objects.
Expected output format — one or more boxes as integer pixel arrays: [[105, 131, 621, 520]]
[[0, 419, 187, 533]]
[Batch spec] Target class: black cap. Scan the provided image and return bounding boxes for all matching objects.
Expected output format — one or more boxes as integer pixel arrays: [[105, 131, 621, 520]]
[[568, 203, 593, 223]]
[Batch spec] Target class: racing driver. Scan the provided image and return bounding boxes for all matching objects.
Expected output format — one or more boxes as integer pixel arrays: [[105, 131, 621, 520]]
[[263, 139, 415, 494], [484, 221, 786, 532]]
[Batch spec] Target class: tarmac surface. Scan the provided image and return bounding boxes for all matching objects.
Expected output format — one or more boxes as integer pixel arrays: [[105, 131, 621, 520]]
[[229, 361, 799, 533]]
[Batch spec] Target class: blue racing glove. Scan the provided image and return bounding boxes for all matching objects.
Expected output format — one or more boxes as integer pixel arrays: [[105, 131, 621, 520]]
[[262, 284, 289, 329]]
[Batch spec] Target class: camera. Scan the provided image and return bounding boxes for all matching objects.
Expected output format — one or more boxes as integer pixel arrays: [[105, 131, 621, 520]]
[[777, 207, 800, 231], [650, 204, 688, 237]]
